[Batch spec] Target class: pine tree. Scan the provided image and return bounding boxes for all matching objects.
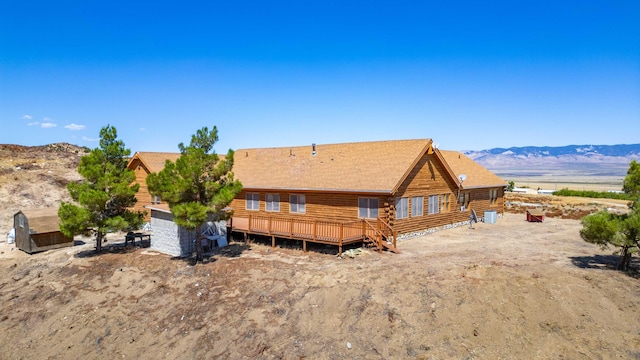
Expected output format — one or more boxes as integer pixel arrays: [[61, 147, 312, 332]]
[[147, 126, 242, 261], [58, 125, 144, 252], [580, 160, 640, 271]]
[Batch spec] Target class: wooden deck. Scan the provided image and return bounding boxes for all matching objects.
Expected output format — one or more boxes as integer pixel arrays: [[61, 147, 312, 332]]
[[230, 215, 398, 254]]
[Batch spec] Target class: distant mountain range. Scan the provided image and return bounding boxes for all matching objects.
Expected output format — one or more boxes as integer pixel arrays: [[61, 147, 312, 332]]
[[463, 144, 640, 177]]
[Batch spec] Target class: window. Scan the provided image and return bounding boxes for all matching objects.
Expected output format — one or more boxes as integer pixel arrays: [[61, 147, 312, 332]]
[[266, 193, 280, 212], [441, 194, 451, 212], [428, 195, 439, 214], [489, 189, 498, 205], [396, 197, 408, 219], [246, 193, 259, 211], [290, 194, 306, 214], [18, 213, 24, 228], [151, 195, 161, 204], [459, 192, 470, 211], [412, 196, 424, 217], [358, 197, 379, 219]]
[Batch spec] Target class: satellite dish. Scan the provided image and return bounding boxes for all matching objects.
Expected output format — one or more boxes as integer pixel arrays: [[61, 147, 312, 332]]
[[459, 174, 467, 183]]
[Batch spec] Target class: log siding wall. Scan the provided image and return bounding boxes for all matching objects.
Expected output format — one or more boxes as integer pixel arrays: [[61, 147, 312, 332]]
[[230, 190, 387, 223], [389, 153, 504, 235], [129, 159, 154, 222]]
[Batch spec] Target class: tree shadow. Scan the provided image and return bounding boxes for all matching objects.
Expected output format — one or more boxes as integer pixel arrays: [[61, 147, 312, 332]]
[[569, 254, 640, 279], [73, 237, 151, 259], [168, 241, 252, 265], [74, 243, 138, 258]]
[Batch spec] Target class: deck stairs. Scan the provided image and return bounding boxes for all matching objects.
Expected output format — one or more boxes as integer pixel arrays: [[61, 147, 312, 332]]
[[364, 218, 400, 253]]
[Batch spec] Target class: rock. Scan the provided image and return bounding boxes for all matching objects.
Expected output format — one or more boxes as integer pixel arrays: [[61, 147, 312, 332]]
[[346, 341, 352, 350]]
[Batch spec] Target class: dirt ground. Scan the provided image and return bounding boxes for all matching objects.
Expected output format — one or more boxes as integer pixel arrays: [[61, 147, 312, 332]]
[[504, 192, 630, 220], [1, 213, 639, 359]]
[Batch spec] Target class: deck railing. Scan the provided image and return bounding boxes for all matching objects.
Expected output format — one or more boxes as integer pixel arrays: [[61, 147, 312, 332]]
[[377, 217, 397, 248], [235, 214, 395, 244], [232, 214, 399, 254]]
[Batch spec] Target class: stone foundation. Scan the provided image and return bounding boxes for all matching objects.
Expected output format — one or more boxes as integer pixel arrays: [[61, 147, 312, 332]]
[[397, 213, 503, 241]]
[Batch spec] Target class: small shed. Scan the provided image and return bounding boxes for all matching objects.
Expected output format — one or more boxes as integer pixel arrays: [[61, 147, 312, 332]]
[[13, 208, 73, 254], [145, 204, 227, 257]]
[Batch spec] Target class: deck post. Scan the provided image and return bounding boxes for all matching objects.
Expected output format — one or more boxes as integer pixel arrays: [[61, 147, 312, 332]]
[[271, 235, 275, 248], [313, 220, 317, 241], [339, 224, 343, 256], [248, 214, 252, 232], [289, 218, 293, 238], [268, 217, 272, 235], [303, 239, 307, 252]]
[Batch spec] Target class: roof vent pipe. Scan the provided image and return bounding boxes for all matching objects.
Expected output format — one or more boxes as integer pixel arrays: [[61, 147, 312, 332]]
[[312, 143, 316, 156]]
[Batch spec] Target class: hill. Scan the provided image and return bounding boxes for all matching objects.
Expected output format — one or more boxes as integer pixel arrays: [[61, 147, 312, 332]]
[[0, 143, 87, 236], [464, 143, 640, 178]]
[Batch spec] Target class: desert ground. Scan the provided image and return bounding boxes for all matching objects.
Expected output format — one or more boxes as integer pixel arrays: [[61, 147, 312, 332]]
[[1, 144, 639, 359], [1, 212, 639, 359]]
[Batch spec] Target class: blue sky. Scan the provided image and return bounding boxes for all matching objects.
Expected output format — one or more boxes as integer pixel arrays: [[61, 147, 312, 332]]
[[1, 1, 639, 153]]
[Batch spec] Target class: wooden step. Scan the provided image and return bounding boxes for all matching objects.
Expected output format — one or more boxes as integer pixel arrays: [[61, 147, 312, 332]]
[[381, 240, 400, 253]]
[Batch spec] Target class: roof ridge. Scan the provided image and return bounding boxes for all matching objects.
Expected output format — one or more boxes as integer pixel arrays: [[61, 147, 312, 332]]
[[237, 138, 431, 151], [135, 151, 181, 154]]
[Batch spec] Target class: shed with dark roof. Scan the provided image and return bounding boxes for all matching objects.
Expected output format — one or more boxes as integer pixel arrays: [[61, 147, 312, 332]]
[[13, 208, 73, 254]]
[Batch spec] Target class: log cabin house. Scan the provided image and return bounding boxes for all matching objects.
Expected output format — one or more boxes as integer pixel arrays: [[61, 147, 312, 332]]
[[128, 139, 506, 254], [13, 208, 73, 254], [229, 139, 506, 253]]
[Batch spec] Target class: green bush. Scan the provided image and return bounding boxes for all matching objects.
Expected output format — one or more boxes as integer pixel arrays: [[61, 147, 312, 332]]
[[553, 188, 632, 200]]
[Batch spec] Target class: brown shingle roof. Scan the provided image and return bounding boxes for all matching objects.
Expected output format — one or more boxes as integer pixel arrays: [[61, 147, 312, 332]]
[[129, 141, 504, 193], [18, 208, 62, 234], [439, 150, 506, 189], [233, 139, 432, 193], [128, 152, 182, 173]]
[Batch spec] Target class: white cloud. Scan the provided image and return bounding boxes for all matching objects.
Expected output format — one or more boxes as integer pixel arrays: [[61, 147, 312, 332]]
[[82, 136, 99, 142], [41, 122, 57, 128], [43, 117, 54, 122], [65, 123, 86, 131], [22, 114, 32, 120], [27, 122, 39, 127]]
